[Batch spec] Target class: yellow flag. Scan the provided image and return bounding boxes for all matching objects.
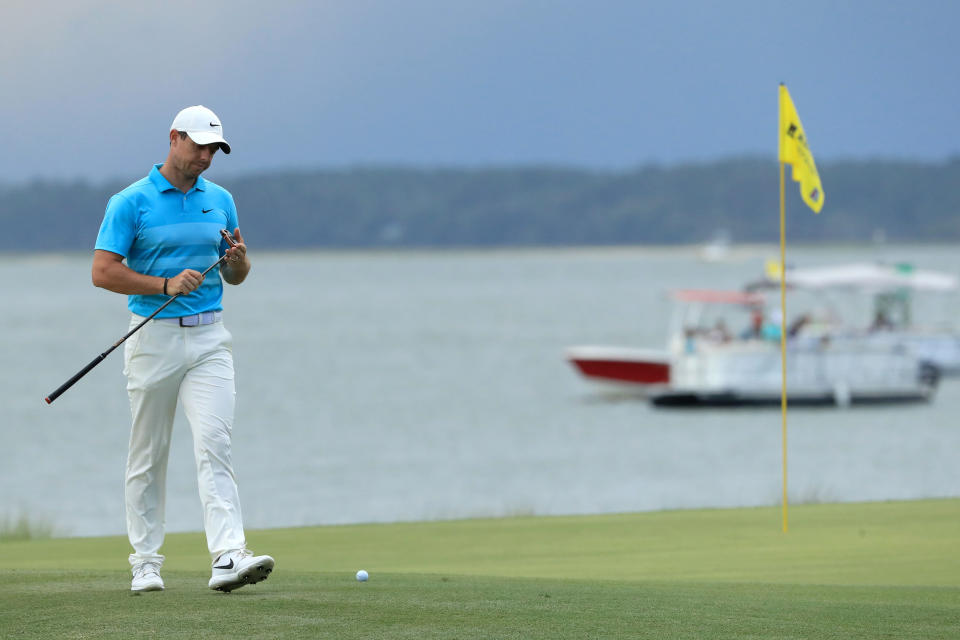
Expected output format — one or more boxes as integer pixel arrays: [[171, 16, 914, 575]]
[[779, 84, 824, 213]]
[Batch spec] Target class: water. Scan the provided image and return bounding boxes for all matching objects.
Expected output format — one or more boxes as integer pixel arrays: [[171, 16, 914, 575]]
[[2, 244, 959, 537]]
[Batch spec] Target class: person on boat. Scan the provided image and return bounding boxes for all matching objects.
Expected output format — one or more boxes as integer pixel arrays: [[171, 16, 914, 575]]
[[761, 309, 783, 341], [871, 309, 894, 331], [92, 105, 274, 593], [739, 307, 764, 340], [707, 319, 732, 342], [788, 313, 813, 337]]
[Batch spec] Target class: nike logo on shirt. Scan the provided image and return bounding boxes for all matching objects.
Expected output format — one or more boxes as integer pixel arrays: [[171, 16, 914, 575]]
[[202, 208, 214, 213]]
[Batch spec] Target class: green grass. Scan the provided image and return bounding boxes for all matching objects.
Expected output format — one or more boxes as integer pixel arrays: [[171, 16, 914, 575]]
[[1, 499, 958, 639]]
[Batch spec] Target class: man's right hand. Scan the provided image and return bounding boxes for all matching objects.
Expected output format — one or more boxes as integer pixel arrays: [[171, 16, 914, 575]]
[[167, 269, 204, 295]]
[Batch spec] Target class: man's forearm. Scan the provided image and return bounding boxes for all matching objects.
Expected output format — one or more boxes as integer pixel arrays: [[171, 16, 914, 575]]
[[92, 251, 164, 295]]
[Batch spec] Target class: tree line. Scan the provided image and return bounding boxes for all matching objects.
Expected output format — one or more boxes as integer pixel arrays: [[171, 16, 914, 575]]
[[2, 156, 959, 252]]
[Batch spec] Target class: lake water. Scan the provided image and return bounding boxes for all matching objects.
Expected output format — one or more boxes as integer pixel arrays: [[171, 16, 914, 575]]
[[2, 244, 959, 537]]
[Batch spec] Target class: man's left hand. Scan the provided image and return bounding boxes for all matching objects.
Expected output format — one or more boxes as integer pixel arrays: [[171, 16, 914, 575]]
[[222, 227, 250, 285], [225, 227, 247, 265]]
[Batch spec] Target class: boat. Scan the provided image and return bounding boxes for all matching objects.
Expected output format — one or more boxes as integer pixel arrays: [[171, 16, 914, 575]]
[[566, 288, 939, 407], [697, 229, 732, 262], [747, 261, 960, 375]]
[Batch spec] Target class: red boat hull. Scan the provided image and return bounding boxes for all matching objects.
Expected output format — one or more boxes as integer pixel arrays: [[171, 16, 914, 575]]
[[566, 347, 671, 386]]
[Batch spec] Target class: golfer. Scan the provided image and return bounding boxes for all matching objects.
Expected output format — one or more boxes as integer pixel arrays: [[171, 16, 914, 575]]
[[92, 105, 274, 592]]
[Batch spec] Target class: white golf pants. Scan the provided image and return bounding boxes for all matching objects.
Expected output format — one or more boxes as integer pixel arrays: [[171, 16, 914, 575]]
[[123, 314, 246, 566]]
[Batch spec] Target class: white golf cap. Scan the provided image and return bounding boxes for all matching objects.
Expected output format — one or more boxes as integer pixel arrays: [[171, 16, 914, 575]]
[[170, 105, 231, 154]]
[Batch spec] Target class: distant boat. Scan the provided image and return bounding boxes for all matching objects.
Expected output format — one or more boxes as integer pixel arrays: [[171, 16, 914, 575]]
[[697, 230, 732, 262], [566, 289, 939, 407]]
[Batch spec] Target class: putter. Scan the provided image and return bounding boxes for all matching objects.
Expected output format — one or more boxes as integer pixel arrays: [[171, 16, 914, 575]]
[[45, 230, 239, 404]]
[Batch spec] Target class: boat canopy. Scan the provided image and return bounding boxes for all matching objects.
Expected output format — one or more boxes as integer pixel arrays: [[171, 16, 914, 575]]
[[754, 262, 958, 292]]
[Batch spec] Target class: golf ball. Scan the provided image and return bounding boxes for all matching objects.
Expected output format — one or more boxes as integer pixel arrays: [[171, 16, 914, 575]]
[[356, 570, 369, 582]]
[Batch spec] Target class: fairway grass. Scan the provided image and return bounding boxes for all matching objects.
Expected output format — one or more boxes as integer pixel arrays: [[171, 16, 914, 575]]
[[1, 499, 958, 639]]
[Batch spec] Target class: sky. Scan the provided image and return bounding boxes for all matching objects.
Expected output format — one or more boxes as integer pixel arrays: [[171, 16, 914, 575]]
[[2, 0, 958, 184]]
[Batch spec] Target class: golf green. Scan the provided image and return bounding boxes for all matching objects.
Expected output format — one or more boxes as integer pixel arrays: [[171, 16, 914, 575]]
[[1, 499, 957, 638]]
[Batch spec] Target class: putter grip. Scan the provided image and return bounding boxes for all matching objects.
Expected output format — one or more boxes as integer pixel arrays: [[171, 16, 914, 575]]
[[45, 354, 106, 404]]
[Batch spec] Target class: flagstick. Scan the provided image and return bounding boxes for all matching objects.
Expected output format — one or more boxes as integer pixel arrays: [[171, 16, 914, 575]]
[[777, 82, 824, 533], [779, 155, 789, 535]]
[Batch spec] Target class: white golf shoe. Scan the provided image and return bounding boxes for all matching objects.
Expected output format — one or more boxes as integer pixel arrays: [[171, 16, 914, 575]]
[[131, 561, 164, 592], [208, 549, 275, 592]]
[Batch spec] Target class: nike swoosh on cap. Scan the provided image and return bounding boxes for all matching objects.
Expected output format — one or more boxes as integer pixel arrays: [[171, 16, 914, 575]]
[[209, 122, 220, 127]]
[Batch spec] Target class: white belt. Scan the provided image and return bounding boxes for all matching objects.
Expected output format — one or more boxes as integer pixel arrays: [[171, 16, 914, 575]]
[[156, 311, 222, 327]]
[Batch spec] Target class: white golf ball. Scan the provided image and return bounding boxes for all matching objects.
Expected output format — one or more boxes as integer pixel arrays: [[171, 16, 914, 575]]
[[356, 570, 369, 582]]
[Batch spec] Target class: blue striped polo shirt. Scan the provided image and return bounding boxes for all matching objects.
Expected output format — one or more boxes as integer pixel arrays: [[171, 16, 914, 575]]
[[95, 164, 239, 318]]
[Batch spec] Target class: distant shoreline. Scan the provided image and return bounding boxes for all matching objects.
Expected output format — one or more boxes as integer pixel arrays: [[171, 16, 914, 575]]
[[3, 159, 959, 251]]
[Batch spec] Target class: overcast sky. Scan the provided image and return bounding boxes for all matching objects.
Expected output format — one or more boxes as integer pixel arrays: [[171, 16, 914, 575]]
[[2, 0, 958, 184]]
